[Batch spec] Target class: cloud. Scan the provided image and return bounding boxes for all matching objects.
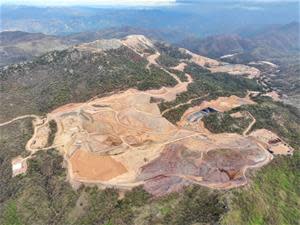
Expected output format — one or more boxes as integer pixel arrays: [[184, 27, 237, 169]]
[[0, 0, 177, 6]]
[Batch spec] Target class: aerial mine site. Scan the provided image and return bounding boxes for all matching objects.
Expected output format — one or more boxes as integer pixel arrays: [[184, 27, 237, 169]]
[[2, 36, 293, 197], [1, 2, 299, 224]]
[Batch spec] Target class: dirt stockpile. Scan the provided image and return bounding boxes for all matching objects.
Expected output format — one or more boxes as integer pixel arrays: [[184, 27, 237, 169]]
[[139, 137, 268, 196], [69, 149, 127, 182]]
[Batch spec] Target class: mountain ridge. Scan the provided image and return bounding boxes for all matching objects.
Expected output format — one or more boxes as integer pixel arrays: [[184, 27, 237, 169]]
[[179, 22, 300, 61]]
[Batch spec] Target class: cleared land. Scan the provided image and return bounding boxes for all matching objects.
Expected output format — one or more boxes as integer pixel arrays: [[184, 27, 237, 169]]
[[180, 48, 261, 78], [20, 69, 282, 195], [30, 87, 275, 196], [1, 35, 293, 196], [69, 149, 127, 181]]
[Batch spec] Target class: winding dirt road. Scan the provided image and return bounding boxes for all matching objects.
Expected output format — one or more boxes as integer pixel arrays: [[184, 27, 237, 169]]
[[243, 111, 256, 136], [0, 114, 40, 127], [161, 94, 209, 115], [2, 39, 278, 194], [0, 113, 62, 157]]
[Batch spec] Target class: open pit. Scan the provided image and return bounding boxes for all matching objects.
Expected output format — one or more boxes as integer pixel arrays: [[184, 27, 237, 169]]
[[178, 95, 256, 131], [23, 85, 280, 196], [3, 36, 293, 195]]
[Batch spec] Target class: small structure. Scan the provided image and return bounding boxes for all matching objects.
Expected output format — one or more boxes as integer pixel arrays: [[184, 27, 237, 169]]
[[187, 107, 218, 122], [11, 156, 27, 177], [268, 138, 281, 145], [250, 129, 294, 155]]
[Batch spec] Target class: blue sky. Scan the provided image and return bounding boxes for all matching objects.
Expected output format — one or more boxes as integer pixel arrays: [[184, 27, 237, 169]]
[[0, 0, 176, 6], [0, 0, 297, 6]]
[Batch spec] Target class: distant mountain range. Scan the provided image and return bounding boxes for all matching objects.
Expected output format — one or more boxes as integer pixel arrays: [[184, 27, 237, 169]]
[[1, 22, 299, 67], [0, 27, 187, 66], [1, 3, 299, 36], [179, 22, 300, 62], [1, 22, 299, 109], [0, 31, 70, 66]]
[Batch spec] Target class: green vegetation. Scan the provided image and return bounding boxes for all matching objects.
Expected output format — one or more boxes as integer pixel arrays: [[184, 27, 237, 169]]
[[240, 97, 300, 147], [0, 119, 78, 225], [1, 39, 299, 225], [155, 42, 191, 60], [143, 48, 156, 55], [162, 104, 191, 124], [270, 59, 300, 110], [2, 201, 22, 225], [203, 111, 252, 134], [0, 119, 33, 203], [169, 69, 188, 82], [160, 63, 262, 123], [157, 53, 180, 67], [221, 97, 300, 225], [0, 148, 79, 225], [0, 46, 176, 121], [162, 186, 227, 225], [46, 120, 57, 147], [74, 187, 151, 225], [184, 63, 261, 98], [0, 118, 227, 225], [79, 185, 226, 225], [137, 65, 177, 90], [223, 151, 300, 225]]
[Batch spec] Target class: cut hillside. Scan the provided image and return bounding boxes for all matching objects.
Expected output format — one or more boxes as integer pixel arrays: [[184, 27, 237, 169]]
[[0, 36, 178, 122], [0, 27, 186, 66], [180, 22, 300, 110], [1, 34, 299, 225], [1, 35, 293, 195], [0, 35, 262, 122]]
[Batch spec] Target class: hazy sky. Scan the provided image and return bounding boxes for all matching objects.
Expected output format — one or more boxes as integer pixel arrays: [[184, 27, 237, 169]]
[[0, 0, 176, 6], [0, 0, 297, 6]]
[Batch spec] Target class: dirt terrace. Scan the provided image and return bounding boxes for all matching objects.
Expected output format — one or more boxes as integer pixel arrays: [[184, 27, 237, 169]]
[[249, 129, 294, 155], [178, 95, 255, 130], [35, 85, 274, 195], [8, 80, 285, 195], [2, 35, 292, 195], [180, 48, 261, 78]]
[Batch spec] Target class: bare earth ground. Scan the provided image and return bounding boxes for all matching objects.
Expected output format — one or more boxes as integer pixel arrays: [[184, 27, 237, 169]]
[[249, 129, 294, 155], [44, 88, 276, 195], [179, 94, 255, 117], [1, 35, 294, 196], [180, 48, 261, 78], [263, 90, 281, 101], [70, 149, 127, 181]]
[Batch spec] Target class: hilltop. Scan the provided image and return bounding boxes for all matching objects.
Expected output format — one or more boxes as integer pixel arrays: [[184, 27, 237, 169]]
[[0, 35, 261, 122], [1, 35, 299, 225]]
